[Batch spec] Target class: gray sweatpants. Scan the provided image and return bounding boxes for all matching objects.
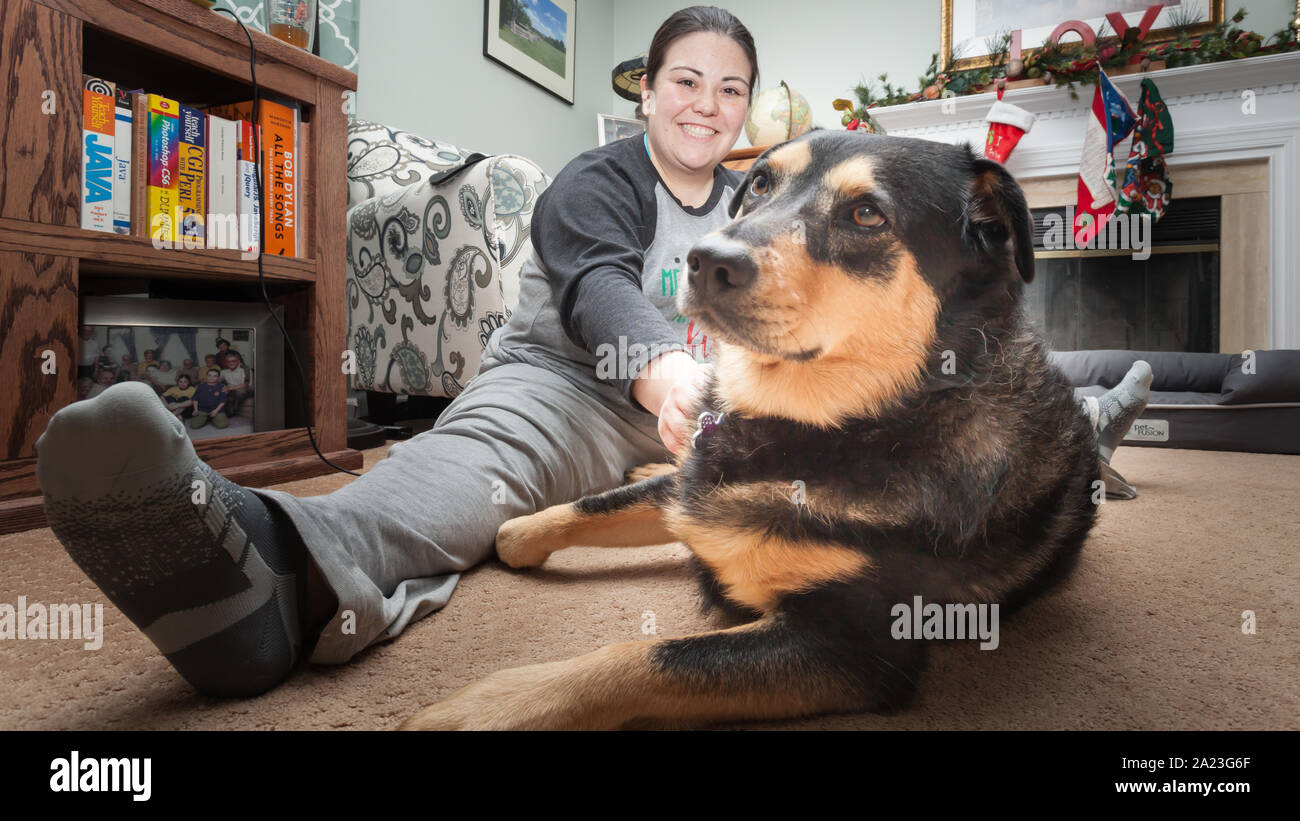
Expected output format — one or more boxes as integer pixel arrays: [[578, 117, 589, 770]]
[[256, 355, 672, 664]]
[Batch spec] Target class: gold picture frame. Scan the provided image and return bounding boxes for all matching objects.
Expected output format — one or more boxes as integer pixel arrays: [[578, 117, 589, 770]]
[[941, 0, 1226, 72]]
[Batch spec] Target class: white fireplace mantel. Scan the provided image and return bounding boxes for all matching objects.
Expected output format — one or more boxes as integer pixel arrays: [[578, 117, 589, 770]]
[[871, 51, 1300, 349]]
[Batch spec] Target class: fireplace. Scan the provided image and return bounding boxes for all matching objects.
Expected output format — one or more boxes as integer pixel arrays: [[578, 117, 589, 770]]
[[1023, 197, 1221, 352], [869, 51, 1300, 350]]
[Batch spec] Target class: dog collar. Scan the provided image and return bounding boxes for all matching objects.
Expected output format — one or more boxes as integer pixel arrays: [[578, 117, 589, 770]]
[[690, 409, 725, 447]]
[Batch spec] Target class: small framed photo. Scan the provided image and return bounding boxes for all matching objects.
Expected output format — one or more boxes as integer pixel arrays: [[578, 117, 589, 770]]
[[597, 113, 645, 147], [941, 0, 1225, 72], [76, 298, 285, 442], [483, 0, 577, 105]]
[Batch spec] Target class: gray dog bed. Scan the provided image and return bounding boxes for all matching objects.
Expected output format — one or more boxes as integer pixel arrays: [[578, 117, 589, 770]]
[[1048, 349, 1300, 455]]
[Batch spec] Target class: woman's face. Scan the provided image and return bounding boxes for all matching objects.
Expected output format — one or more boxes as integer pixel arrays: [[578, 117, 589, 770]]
[[641, 31, 752, 177]]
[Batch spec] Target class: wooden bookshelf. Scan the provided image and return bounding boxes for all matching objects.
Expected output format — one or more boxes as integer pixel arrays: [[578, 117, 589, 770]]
[[0, 0, 363, 533]]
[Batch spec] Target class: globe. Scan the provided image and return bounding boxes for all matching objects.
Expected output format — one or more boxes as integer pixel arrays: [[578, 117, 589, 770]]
[[745, 83, 813, 146]]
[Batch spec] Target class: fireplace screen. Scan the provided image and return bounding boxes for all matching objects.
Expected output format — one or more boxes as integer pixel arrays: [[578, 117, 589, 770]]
[[1023, 197, 1221, 353]]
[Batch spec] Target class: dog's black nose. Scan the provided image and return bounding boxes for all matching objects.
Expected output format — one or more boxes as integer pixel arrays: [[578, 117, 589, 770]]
[[687, 235, 756, 295]]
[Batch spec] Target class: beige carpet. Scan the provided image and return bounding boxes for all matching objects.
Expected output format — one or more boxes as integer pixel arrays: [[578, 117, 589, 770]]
[[2, 443, 1297, 730]]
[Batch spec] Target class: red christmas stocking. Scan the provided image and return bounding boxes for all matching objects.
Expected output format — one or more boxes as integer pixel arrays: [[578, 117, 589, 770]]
[[984, 87, 1036, 164]]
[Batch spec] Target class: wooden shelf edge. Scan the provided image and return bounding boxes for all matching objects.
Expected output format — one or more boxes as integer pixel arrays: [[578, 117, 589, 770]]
[[34, 0, 358, 92], [2, 429, 353, 502], [0, 497, 50, 536], [0, 217, 316, 282], [722, 145, 773, 172], [0, 448, 363, 535], [724, 146, 768, 161], [142, 0, 358, 90]]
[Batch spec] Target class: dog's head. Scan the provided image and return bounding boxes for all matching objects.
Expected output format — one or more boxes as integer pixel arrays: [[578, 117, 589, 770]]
[[680, 131, 1035, 372]]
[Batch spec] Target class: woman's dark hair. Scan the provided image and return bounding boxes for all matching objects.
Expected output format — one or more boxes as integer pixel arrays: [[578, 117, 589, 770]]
[[644, 6, 758, 100]]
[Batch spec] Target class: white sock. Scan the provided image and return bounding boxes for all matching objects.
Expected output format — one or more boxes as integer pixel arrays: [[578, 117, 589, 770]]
[[36, 381, 307, 697], [1095, 360, 1154, 464]]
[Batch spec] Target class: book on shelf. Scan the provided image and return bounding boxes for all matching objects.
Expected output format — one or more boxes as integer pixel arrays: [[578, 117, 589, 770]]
[[177, 105, 207, 247], [130, 92, 148, 238], [80, 75, 116, 233], [112, 87, 132, 235], [207, 114, 239, 251], [235, 119, 262, 256], [147, 93, 180, 245], [208, 97, 299, 257]]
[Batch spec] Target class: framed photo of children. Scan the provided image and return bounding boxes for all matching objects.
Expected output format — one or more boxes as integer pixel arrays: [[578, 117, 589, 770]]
[[77, 298, 286, 442], [484, 0, 577, 104], [940, 0, 1225, 72]]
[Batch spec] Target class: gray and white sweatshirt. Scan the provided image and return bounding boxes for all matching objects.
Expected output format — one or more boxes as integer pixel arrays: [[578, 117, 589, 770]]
[[484, 134, 742, 419]]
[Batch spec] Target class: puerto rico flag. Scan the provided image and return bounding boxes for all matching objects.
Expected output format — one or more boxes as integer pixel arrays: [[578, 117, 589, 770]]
[[1075, 69, 1135, 246]]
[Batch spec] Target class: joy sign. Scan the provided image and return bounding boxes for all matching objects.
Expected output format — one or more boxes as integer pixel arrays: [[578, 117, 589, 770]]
[[1009, 3, 1165, 71]]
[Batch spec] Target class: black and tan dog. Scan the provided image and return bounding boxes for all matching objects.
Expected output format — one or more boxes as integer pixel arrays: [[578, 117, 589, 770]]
[[403, 131, 1100, 730]]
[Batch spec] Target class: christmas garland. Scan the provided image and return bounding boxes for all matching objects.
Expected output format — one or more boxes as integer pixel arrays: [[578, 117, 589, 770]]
[[834, 7, 1299, 128]]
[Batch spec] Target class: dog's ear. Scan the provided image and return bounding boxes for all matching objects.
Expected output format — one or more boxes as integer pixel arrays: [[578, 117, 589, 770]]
[[964, 157, 1036, 283]]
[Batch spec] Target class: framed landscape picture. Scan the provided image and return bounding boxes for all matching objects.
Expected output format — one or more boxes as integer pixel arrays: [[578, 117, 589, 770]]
[[941, 0, 1225, 72], [484, 0, 577, 104]]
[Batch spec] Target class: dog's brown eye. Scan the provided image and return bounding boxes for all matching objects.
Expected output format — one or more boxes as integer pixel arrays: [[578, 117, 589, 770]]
[[750, 174, 769, 196], [852, 204, 885, 227]]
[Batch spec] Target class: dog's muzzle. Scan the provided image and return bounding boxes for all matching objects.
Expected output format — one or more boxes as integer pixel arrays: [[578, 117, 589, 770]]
[[686, 235, 757, 304]]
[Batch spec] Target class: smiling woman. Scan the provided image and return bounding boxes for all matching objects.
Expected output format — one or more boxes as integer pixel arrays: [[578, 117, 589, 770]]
[[32, 5, 765, 703], [639, 8, 758, 208], [480, 5, 761, 456]]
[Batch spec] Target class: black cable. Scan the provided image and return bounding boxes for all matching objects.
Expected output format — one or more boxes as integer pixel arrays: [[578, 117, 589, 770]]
[[212, 8, 359, 476]]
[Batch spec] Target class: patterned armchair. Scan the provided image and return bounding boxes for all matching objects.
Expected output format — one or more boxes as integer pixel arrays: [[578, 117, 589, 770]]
[[344, 119, 549, 399]]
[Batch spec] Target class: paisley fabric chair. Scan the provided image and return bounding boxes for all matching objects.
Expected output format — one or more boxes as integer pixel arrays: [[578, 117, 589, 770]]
[[345, 118, 549, 398]]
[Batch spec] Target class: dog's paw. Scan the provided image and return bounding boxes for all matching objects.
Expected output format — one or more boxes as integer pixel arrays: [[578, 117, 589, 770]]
[[624, 462, 675, 484], [399, 664, 595, 730], [399, 697, 483, 731], [494, 514, 557, 568]]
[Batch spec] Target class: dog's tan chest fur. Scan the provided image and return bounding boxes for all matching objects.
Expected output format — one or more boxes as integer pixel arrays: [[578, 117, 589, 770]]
[[711, 251, 941, 428]]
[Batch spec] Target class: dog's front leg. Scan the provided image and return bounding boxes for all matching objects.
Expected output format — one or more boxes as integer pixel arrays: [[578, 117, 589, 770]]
[[496, 472, 677, 568], [400, 615, 872, 730]]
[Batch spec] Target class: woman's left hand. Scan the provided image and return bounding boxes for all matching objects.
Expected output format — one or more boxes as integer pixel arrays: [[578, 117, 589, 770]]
[[657, 359, 714, 458]]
